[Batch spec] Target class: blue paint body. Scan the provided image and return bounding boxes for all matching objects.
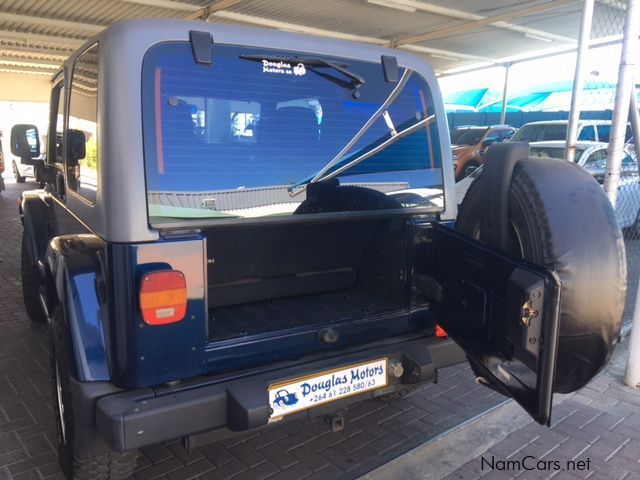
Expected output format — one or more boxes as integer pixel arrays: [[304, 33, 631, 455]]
[[46, 235, 110, 382], [106, 238, 207, 388], [66, 272, 110, 381]]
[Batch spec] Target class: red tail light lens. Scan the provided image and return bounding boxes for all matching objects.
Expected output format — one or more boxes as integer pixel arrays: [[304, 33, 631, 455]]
[[435, 324, 448, 338], [139, 270, 187, 325]]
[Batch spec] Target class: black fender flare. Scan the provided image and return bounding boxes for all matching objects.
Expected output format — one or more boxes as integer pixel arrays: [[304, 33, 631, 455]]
[[20, 191, 54, 273]]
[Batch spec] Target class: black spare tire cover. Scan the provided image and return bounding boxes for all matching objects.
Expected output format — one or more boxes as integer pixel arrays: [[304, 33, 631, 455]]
[[457, 157, 626, 393]]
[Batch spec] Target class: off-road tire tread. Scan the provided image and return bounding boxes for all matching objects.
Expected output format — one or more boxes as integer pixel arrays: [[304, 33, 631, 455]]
[[21, 233, 46, 322], [14, 163, 25, 183], [457, 158, 626, 394], [50, 308, 138, 480]]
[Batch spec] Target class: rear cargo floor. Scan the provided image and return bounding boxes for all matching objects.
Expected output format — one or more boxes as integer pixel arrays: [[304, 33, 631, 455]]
[[209, 289, 398, 341]]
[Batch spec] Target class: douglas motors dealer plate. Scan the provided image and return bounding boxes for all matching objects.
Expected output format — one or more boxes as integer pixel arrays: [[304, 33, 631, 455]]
[[268, 358, 388, 420]]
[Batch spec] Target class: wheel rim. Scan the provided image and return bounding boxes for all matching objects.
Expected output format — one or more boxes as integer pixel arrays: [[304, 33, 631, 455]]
[[54, 360, 67, 444], [464, 164, 479, 177]]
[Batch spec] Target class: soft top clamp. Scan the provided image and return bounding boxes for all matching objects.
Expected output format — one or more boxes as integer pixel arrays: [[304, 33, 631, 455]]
[[189, 30, 213, 65]]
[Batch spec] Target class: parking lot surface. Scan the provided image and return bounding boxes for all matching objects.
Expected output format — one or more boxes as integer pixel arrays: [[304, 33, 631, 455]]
[[364, 335, 640, 480], [0, 180, 504, 480]]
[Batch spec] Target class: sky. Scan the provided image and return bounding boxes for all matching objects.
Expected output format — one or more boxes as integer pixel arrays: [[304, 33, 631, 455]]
[[438, 42, 636, 112]]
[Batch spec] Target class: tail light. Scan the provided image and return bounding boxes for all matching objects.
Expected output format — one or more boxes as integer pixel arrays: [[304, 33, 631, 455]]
[[139, 270, 187, 325], [435, 324, 448, 338]]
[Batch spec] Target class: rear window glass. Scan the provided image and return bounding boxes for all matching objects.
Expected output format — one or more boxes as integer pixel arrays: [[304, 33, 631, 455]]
[[142, 42, 443, 222]]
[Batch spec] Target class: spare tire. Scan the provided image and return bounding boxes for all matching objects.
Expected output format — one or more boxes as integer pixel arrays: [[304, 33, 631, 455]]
[[457, 157, 626, 393]]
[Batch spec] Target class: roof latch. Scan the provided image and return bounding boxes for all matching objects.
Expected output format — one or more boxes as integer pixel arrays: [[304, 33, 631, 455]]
[[189, 30, 213, 65], [381, 55, 398, 83]]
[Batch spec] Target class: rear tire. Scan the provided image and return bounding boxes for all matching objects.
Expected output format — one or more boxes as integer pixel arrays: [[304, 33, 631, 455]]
[[34, 163, 45, 188], [50, 307, 139, 480], [457, 158, 626, 393], [13, 161, 25, 183], [21, 233, 46, 323]]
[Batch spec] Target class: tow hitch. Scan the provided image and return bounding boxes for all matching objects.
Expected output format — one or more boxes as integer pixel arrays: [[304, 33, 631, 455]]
[[326, 410, 346, 432]]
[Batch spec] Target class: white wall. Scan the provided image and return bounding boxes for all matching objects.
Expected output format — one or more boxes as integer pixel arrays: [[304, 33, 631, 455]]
[[0, 101, 50, 168], [0, 72, 51, 102], [0, 72, 52, 167]]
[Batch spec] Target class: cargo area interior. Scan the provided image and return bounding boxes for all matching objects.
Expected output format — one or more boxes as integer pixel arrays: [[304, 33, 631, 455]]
[[206, 218, 412, 341]]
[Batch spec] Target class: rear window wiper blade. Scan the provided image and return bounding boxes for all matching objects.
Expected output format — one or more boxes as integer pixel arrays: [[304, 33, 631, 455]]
[[239, 54, 365, 89]]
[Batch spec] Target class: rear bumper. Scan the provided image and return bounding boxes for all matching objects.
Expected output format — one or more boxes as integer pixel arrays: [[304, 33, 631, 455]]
[[96, 336, 465, 452]]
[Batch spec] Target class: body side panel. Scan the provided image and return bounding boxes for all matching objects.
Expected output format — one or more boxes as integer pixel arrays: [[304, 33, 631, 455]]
[[108, 237, 207, 388], [47, 234, 110, 381]]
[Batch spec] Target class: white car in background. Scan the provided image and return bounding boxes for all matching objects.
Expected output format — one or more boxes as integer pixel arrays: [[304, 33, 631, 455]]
[[456, 156, 640, 231], [528, 141, 637, 181], [509, 120, 632, 143]]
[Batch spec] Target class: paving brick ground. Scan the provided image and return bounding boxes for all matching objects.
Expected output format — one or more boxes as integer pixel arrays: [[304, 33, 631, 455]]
[[442, 340, 640, 480], [0, 180, 503, 480]]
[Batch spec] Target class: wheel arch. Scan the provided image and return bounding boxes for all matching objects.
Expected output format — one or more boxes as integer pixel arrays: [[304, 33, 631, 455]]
[[46, 234, 111, 382], [20, 191, 53, 266]]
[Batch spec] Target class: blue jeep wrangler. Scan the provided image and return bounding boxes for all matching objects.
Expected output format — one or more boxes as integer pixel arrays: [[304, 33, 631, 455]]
[[12, 20, 625, 480]]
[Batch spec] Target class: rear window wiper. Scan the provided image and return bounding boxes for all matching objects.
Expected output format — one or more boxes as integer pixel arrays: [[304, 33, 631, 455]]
[[239, 54, 365, 90]]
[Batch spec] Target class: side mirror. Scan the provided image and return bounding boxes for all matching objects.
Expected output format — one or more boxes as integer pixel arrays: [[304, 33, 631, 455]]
[[11, 124, 40, 163], [67, 129, 86, 167]]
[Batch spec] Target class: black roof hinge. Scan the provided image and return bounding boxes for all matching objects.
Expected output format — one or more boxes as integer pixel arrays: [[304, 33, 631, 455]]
[[381, 55, 398, 83], [189, 30, 213, 65]]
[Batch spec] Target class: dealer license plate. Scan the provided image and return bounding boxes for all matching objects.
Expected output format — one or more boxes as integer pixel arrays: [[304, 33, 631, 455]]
[[268, 358, 388, 420]]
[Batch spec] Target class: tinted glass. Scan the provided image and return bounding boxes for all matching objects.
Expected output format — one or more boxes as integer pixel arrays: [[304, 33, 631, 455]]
[[622, 152, 637, 173], [578, 125, 596, 141], [597, 124, 631, 142], [597, 124, 611, 142], [68, 43, 98, 203], [55, 85, 65, 164], [450, 128, 467, 144], [511, 124, 567, 142], [484, 130, 500, 142], [455, 128, 487, 145], [492, 129, 514, 141], [584, 149, 607, 165], [143, 43, 443, 222], [530, 146, 566, 159]]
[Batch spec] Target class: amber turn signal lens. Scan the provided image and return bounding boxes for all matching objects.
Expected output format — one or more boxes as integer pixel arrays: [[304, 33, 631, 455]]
[[139, 270, 187, 325], [435, 324, 448, 338]]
